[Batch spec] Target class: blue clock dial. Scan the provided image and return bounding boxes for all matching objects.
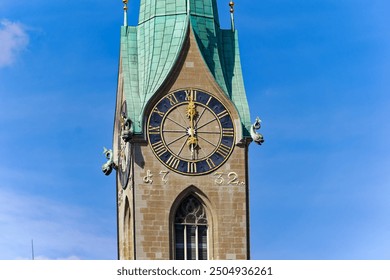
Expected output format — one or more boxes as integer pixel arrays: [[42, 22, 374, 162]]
[[147, 89, 235, 176]]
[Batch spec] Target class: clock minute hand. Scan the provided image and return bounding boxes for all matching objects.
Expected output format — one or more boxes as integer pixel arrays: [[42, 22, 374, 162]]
[[186, 92, 198, 159]]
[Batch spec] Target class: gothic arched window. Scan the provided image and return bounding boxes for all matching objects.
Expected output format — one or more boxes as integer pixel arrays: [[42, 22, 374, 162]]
[[174, 195, 208, 260]]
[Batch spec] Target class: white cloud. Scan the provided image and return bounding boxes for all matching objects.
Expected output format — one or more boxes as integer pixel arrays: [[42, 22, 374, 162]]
[[0, 19, 29, 67], [0, 184, 116, 260]]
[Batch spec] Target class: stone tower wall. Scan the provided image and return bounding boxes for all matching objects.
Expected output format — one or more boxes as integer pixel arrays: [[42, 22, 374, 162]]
[[117, 29, 249, 260]]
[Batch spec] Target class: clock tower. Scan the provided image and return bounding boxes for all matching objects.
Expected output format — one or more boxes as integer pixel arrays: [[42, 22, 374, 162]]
[[103, 0, 263, 260]]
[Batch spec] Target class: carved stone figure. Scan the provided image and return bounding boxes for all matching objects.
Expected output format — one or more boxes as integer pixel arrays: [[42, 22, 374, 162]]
[[102, 147, 116, 176], [120, 114, 133, 142], [250, 117, 264, 145]]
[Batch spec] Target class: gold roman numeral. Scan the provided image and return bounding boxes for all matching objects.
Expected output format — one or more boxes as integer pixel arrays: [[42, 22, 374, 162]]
[[166, 93, 179, 105], [148, 125, 160, 134], [205, 96, 212, 106], [216, 144, 231, 158], [153, 107, 165, 117], [222, 127, 234, 137], [217, 110, 229, 119], [151, 140, 167, 157], [166, 155, 180, 169], [187, 162, 197, 173], [206, 158, 216, 169], [185, 89, 197, 101]]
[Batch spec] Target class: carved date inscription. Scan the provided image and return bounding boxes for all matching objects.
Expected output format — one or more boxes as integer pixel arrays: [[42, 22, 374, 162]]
[[213, 171, 245, 186]]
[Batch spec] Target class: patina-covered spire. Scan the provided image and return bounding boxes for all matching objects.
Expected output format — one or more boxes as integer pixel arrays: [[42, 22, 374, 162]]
[[119, 0, 251, 136], [189, 0, 251, 135]]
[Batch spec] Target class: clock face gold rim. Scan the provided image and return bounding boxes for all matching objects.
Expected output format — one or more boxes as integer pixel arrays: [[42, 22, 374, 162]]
[[147, 89, 235, 176]]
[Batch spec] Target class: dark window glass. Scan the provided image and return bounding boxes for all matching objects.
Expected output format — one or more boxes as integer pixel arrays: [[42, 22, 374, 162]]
[[198, 225, 208, 260], [175, 224, 185, 260], [174, 195, 208, 260]]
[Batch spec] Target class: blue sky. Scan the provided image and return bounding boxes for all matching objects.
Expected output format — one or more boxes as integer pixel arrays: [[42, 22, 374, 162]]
[[0, 0, 389, 260]]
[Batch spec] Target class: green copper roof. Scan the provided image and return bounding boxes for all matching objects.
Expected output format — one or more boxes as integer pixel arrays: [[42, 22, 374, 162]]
[[121, 1, 189, 133], [119, 0, 251, 137]]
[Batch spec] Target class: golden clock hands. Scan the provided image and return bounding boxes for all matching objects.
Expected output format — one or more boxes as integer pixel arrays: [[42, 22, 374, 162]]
[[187, 136, 197, 160], [186, 92, 198, 159], [186, 122, 198, 160], [186, 98, 197, 121], [186, 136, 198, 149]]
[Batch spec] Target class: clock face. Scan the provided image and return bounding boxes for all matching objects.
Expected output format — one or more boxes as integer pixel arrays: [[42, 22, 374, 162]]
[[118, 101, 132, 188], [147, 89, 235, 176]]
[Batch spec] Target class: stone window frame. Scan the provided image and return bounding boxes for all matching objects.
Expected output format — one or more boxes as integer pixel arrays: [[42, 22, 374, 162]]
[[169, 186, 215, 260]]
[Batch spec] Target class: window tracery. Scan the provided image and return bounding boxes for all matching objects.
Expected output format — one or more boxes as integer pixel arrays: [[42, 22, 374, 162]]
[[174, 195, 208, 260]]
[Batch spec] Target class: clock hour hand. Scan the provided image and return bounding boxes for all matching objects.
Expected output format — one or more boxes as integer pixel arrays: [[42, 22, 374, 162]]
[[187, 135, 198, 159], [186, 92, 198, 159]]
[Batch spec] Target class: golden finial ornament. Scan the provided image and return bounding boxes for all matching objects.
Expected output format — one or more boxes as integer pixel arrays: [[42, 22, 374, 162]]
[[229, 1, 235, 32], [229, 1, 235, 13], [122, 0, 128, 26]]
